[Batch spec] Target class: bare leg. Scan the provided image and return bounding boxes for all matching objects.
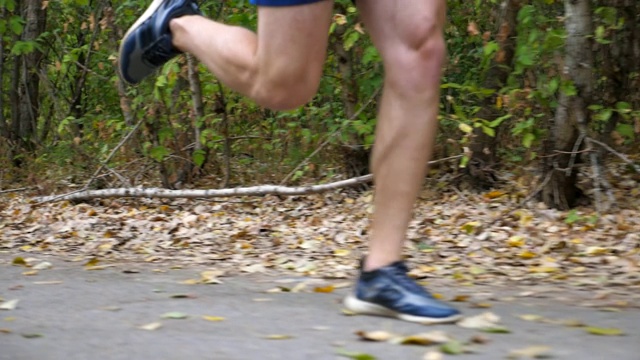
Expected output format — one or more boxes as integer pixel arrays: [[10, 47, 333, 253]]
[[357, 0, 447, 271], [169, 1, 334, 110]]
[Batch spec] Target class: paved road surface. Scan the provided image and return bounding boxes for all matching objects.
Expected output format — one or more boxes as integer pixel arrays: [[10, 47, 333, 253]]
[[0, 254, 638, 360]]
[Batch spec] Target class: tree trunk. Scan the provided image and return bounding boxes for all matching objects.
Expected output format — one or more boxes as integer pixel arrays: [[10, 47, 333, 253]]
[[0, 7, 7, 139], [540, 0, 593, 209], [467, 0, 522, 188], [16, 0, 46, 150]]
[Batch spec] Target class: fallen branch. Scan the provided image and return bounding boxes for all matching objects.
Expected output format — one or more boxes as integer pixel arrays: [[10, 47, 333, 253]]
[[36, 175, 373, 203], [35, 155, 462, 203]]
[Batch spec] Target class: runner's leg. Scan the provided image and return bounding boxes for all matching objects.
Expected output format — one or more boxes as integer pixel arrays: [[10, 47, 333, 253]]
[[358, 0, 447, 271], [170, 1, 334, 110]]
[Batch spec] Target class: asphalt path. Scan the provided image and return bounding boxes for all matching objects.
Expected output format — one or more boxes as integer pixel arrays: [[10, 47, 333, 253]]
[[0, 254, 638, 360]]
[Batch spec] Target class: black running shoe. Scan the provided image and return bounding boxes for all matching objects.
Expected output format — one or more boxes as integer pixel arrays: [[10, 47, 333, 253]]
[[118, 0, 202, 84], [344, 261, 462, 324]]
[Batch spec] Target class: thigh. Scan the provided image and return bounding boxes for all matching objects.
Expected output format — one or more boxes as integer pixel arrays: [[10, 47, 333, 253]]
[[255, 1, 334, 79], [356, 0, 446, 57]]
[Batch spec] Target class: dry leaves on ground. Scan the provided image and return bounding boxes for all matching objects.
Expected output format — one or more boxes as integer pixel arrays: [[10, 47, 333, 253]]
[[0, 174, 639, 303]]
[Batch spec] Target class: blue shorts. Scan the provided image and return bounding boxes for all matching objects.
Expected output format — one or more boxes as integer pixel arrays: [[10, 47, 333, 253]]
[[250, 0, 324, 6]]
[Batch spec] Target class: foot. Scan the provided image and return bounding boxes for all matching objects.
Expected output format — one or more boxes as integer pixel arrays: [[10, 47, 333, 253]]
[[344, 261, 462, 324], [118, 0, 202, 84]]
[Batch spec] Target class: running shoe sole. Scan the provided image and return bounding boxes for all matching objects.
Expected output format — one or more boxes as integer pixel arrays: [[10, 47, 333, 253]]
[[344, 293, 463, 324]]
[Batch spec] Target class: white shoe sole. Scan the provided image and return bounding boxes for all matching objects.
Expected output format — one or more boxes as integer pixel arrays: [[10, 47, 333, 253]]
[[343, 294, 462, 325]]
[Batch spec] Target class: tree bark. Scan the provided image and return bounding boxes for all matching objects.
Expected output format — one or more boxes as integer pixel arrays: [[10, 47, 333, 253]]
[[0, 7, 7, 139], [540, 0, 594, 209], [16, 0, 46, 149]]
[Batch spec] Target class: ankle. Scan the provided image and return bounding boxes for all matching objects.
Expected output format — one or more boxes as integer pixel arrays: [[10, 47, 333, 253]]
[[363, 256, 401, 272]]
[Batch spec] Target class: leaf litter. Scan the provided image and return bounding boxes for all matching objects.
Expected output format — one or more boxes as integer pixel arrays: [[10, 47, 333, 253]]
[[0, 185, 636, 305]]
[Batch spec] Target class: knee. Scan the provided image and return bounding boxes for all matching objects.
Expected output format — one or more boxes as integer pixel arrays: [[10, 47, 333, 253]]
[[384, 20, 446, 96], [252, 69, 321, 111]]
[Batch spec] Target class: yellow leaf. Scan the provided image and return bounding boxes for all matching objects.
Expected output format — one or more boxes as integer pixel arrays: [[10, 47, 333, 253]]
[[202, 316, 225, 322], [461, 221, 481, 234], [432, 293, 445, 300], [483, 190, 506, 199], [333, 249, 351, 257], [496, 96, 503, 109], [585, 246, 608, 256], [519, 250, 537, 259], [341, 309, 357, 316], [452, 295, 470, 302], [507, 235, 526, 247], [84, 258, 100, 267], [313, 285, 335, 293], [19, 245, 32, 251], [459, 123, 473, 134], [529, 266, 559, 273], [12, 257, 27, 266], [585, 327, 624, 336], [22, 270, 38, 276], [181, 279, 199, 285]]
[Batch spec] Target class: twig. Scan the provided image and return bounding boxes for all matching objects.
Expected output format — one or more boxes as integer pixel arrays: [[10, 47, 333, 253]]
[[587, 137, 640, 173], [489, 171, 553, 226], [279, 86, 382, 185], [565, 132, 586, 176], [40, 118, 145, 204], [0, 187, 36, 195]]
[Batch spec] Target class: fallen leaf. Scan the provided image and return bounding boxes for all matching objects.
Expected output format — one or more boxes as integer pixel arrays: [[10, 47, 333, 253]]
[[336, 349, 377, 360], [423, 350, 444, 360], [12, 257, 27, 266], [585, 327, 624, 336], [84, 257, 100, 267], [3, 317, 16, 322], [519, 314, 544, 322], [470, 302, 492, 308], [21, 333, 43, 338], [394, 331, 450, 346], [33, 281, 63, 285], [356, 330, 397, 342], [341, 309, 357, 316], [138, 322, 162, 331], [0, 299, 19, 311], [180, 279, 199, 285], [22, 270, 38, 276], [161, 312, 188, 319], [170, 294, 196, 299], [440, 340, 464, 355], [452, 295, 470, 302], [0, 328, 11, 334], [264, 334, 294, 340], [101, 306, 121, 312], [202, 316, 225, 322], [32, 262, 52, 270], [314, 285, 335, 293], [457, 312, 508, 333], [200, 270, 224, 284], [469, 335, 491, 344], [508, 345, 552, 359]]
